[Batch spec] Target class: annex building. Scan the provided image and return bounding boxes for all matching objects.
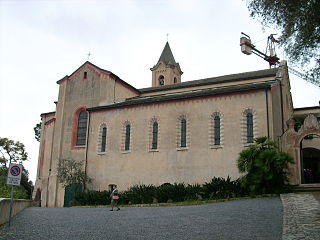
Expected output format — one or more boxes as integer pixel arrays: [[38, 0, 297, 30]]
[[34, 42, 320, 207]]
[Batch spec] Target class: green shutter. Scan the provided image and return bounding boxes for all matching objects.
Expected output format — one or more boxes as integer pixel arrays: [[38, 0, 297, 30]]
[[214, 115, 220, 145], [181, 119, 187, 147], [152, 122, 158, 149], [101, 127, 107, 152], [247, 113, 254, 143], [125, 124, 131, 150]]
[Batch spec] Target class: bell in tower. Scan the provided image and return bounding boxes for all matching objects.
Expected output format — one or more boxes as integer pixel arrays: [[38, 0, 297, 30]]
[[150, 42, 183, 87]]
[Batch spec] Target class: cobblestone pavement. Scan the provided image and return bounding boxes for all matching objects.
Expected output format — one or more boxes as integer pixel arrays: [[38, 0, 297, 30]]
[[0, 197, 282, 240], [281, 193, 320, 240]]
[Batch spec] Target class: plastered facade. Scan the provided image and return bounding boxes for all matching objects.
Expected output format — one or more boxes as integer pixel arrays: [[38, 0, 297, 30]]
[[34, 44, 318, 207]]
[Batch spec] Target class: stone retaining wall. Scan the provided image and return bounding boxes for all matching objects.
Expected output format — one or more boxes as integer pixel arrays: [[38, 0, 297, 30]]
[[0, 198, 33, 226]]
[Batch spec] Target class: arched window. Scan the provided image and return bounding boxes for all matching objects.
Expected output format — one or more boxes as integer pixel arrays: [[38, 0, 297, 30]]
[[210, 112, 223, 148], [159, 75, 164, 85], [125, 124, 131, 151], [101, 126, 107, 152], [180, 118, 187, 147], [76, 111, 88, 146], [97, 124, 107, 153], [173, 77, 177, 83], [246, 112, 254, 143], [214, 115, 220, 145], [152, 121, 158, 149]]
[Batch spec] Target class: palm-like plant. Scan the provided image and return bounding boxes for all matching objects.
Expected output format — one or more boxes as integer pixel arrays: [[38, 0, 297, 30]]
[[238, 137, 293, 194]]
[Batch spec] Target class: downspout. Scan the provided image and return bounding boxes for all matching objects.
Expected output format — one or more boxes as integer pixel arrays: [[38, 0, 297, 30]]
[[300, 139, 303, 184], [265, 89, 270, 139], [47, 121, 56, 207], [113, 77, 116, 103], [279, 80, 285, 134], [84, 111, 91, 191]]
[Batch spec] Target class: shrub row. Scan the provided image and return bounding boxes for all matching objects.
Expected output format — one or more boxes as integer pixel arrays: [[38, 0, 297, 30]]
[[73, 177, 248, 206]]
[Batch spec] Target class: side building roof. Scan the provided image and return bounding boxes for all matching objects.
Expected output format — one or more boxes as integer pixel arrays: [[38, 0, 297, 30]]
[[88, 80, 276, 112], [56, 61, 139, 94], [140, 68, 278, 94]]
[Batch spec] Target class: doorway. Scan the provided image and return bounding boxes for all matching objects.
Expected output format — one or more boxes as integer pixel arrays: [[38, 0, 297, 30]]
[[301, 134, 320, 184]]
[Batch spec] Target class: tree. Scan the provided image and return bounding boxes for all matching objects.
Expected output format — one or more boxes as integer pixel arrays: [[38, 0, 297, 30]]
[[34, 122, 41, 142], [246, 0, 320, 80], [0, 137, 28, 168], [237, 137, 293, 194], [0, 167, 29, 199], [0, 137, 32, 199], [57, 158, 92, 187]]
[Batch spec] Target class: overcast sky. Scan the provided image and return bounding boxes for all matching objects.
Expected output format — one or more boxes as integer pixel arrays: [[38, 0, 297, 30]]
[[1, 0, 319, 183]]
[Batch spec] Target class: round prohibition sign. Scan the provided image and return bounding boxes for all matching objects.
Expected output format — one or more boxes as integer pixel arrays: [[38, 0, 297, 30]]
[[10, 165, 21, 176]]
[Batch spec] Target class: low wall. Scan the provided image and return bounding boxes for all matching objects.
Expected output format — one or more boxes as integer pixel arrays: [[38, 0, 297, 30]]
[[0, 198, 33, 226]]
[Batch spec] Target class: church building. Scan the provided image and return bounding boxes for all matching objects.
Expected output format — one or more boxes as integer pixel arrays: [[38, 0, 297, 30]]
[[34, 42, 320, 207]]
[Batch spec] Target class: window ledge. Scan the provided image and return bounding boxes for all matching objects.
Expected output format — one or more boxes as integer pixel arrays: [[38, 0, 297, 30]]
[[97, 152, 106, 155], [244, 143, 254, 147], [149, 149, 159, 152], [72, 146, 86, 150], [121, 150, 131, 154], [177, 147, 189, 151], [210, 145, 223, 149]]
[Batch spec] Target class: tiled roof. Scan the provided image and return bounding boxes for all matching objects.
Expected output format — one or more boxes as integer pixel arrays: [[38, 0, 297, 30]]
[[140, 68, 278, 93], [88, 80, 276, 112]]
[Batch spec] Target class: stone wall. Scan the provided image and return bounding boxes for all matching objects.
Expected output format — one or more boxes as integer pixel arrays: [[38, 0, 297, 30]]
[[0, 198, 33, 226]]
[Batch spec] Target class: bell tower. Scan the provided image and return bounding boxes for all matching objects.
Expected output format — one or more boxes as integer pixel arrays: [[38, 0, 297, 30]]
[[150, 42, 183, 87]]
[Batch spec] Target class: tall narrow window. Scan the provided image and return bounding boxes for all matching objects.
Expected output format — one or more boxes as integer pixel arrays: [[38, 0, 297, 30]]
[[84, 72, 87, 79], [180, 119, 187, 147], [214, 115, 220, 145], [152, 122, 158, 149], [125, 124, 131, 151], [246, 112, 254, 143], [101, 127, 107, 152], [76, 111, 88, 146]]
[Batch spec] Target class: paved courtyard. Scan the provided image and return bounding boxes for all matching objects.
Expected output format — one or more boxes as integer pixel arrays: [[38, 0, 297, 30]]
[[0, 197, 282, 240], [1, 194, 320, 240]]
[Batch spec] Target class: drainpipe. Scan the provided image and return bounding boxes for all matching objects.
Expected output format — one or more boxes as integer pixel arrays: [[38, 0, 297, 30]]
[[84, 111, 91, 191], [279, 80, 285, 134], [300, 139, 304, 184], [265, 89, 270, 139]]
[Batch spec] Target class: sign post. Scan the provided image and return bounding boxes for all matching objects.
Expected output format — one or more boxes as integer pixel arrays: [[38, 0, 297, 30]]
[[7, 163, 22, 227]]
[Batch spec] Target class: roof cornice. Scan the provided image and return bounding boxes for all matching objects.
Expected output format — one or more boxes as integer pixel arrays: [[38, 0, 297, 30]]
[[141, 68, 278, 94], [88, 80, 276, 112]]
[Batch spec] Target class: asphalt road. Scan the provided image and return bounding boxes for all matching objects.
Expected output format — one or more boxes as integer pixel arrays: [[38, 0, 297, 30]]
[[0, 197, 282, 240]]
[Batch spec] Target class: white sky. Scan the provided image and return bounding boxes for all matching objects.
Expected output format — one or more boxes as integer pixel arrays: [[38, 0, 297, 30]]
[[0, 0, 319, 183]]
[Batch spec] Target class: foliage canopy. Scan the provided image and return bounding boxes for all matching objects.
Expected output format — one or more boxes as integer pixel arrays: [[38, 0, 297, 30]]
[[246, 0, 320, 80], [237, 137, 293, 194], [57, 158, 92, 187], [34, 122, 41, 142], [0, 137, 28, 168], [0, 137, 32, 199]]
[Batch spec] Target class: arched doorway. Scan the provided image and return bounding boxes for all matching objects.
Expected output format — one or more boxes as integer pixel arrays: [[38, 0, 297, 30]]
[[283, 114, 320, 185], [300, 134, 320, 184]]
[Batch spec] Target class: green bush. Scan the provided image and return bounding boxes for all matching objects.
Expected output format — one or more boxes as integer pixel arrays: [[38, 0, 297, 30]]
[[73, 177, 248, 206], [238, 137, 293, 194], [74, 190, 111, 206], [0, 175, 29, 199], [124, 184, 157, 204], [202, 177, 246, 199]]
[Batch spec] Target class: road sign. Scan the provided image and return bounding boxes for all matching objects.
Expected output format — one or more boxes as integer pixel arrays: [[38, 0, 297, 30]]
[[7, 163, 22, 186]]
